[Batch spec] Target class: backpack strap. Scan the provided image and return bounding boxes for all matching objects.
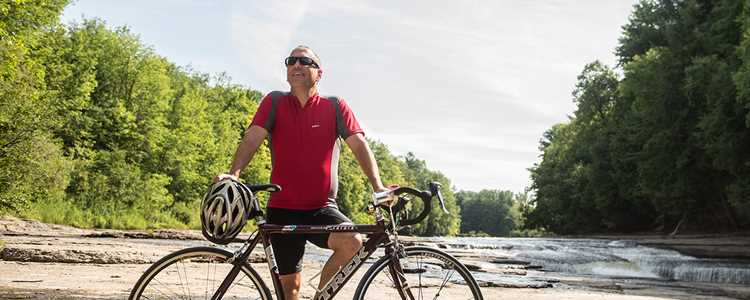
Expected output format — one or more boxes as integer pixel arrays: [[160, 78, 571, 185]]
[[264, 91, 285, 133], [326, 96, 350, 138]]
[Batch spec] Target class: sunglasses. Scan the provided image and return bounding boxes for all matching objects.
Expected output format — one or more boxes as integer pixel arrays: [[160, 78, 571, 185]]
[[285, 56, 319, 68]]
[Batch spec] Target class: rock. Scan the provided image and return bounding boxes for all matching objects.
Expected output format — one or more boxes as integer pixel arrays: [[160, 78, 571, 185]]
[[399, 240, 417, 246], [525, 265, 544, 270], [499, 269, 527, 276], [491, 258, 530, 265], [0, 247, 151, 264], [84, 230, 201, 240], [463, 262, 482, 271], [587, 282, 623, 292], [478, 280, 553, 289], [247, 252, 267, 263]]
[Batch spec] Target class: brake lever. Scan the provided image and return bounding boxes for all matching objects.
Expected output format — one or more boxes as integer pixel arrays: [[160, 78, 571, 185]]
[[436, 189, 449, 213], [430, 182, 449, 214]]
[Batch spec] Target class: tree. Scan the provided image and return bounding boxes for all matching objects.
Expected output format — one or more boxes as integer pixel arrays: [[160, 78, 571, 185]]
[[0, 0, 70, 211], [456, 190, 516, 236], [528, 0, 750, 234]]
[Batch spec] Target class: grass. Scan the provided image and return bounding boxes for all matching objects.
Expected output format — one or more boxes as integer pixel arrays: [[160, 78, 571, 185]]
[[19, 199, 195, 230]]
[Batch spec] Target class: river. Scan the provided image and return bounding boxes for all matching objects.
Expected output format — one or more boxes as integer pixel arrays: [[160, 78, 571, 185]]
[[423, 237, 750, 284]]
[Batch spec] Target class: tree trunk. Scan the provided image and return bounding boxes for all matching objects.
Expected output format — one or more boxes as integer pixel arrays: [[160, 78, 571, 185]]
[[669, 212, 687, 237], [719, 192, 739, 231]]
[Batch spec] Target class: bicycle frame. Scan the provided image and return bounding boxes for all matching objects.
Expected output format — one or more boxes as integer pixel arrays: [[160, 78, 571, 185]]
[[211, 218, 409, 300]]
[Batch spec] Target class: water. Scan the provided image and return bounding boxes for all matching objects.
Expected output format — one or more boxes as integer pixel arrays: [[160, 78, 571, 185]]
[[421, 237, 750, 285]]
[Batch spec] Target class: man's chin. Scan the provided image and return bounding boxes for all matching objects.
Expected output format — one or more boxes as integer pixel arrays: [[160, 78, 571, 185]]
[[288, 81, 314, 89]]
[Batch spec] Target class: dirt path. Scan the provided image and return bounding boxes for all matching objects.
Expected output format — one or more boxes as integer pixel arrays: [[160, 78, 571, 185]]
[[1, 217, 748, 300]]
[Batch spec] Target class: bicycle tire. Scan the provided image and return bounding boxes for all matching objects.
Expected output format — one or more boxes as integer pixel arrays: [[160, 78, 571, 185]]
[[129, 246, 272, 300], [354, 246, 483, 300]]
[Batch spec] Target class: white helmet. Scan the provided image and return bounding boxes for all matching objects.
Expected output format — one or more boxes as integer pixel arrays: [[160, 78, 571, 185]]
[[200, 179, 255, 244]]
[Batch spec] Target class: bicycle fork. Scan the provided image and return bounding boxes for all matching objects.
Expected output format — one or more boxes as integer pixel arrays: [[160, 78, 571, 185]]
[[388, 256, 416, 300], [211, 233, 261, 300], [385, 244, 416, 300]]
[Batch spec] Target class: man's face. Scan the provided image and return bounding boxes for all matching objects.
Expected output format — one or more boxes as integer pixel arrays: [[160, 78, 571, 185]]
[[286, 48, 321, 89]]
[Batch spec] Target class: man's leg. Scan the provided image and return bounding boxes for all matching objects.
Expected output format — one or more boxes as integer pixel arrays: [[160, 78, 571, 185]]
[[267, 208, 305, 300], [318, 232, 363, 289], [279, 273, 302, 300]]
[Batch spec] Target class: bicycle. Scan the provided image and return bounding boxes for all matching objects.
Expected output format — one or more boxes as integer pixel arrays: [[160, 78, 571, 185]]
[[129, 182, 484, 300]]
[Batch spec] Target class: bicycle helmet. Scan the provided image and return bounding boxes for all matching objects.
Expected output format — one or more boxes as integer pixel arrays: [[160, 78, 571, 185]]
[[200, 179, 255, 244]]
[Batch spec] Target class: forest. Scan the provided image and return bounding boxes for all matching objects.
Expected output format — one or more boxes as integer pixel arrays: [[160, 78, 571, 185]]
[[527, 0, 750, 234]]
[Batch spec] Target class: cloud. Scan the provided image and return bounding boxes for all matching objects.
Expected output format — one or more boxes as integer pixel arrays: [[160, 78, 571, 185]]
[[219, 1, 636, 192], [229, 1, 311, 90]]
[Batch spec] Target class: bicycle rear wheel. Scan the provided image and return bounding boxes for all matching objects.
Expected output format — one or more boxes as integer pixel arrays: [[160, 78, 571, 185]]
[[354, 246, 483, 300], [129, 246, 271, 300]]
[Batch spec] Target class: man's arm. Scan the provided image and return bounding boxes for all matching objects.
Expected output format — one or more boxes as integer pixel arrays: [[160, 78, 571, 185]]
[[344, 133, 388, 192], [214, 125, 268, 182]]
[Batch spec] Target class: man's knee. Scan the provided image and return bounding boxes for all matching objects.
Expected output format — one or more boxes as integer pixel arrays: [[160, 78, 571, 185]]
[[328, 232, 363, 253], [279, 273, 301, 296]]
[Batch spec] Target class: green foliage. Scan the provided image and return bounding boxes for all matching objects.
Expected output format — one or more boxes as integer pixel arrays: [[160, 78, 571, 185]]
[[528, 0, 750, 234], [398, 153, 460, 236], [0, 0, 70, 211], [336, 144, 372, 224], [334, 144, 461, 236], [455, 190, 516, 236], [0, 134, 71, 211]]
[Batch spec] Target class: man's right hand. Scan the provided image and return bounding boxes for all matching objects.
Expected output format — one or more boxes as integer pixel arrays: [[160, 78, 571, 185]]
[[213, 173, 238, 183]]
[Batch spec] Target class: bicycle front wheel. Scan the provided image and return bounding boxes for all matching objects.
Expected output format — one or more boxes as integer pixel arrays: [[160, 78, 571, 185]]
[[129, 246, 272, 300], [354, 246, 483, 300]]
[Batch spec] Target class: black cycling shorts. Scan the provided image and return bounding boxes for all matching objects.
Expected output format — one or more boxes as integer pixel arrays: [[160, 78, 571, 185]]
[[266, 206, 352, 275]]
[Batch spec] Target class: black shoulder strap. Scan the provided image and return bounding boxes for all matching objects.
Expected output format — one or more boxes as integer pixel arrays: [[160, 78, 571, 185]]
[[264, 91, 284, 132], [326, 96, 350, 138]]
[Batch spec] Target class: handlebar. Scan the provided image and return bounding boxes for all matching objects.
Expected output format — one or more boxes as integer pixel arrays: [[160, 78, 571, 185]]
[[243, 182, 447, 227], [375, 182, 448, 226]]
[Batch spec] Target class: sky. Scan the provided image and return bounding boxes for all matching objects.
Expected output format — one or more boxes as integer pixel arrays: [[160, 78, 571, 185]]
[[62, 0, 638, 192]]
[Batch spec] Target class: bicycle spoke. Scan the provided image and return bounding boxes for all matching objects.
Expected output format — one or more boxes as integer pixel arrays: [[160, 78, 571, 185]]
[[131, 248, 270, 300], [419, 256, 424, 300], [205, 260, 211, 299], [176, 261, 186, 299], [180, 259, 192, 299], [433, 269, 455, 300], [355, 248, 481, 300], [151, 277, 180, 299], [229, 273, 248, 291], [213, 258, 220, 298]]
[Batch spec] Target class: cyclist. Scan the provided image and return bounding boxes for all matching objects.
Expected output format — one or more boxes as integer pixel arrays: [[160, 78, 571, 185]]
[[214, 45, 390, 300]]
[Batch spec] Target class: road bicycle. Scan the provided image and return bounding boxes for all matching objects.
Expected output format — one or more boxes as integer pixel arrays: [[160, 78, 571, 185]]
[[129, 182, 483, 299]]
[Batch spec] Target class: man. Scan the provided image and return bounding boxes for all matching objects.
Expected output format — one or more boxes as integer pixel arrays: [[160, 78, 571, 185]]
[[214, 45, 389, 300]]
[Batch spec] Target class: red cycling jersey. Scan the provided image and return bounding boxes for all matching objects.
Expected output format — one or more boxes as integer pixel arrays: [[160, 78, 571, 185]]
[[250, 91, 364, 209]]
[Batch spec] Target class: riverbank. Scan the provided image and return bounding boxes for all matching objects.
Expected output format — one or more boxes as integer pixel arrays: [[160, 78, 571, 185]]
[[1, 216, 749, 299]]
